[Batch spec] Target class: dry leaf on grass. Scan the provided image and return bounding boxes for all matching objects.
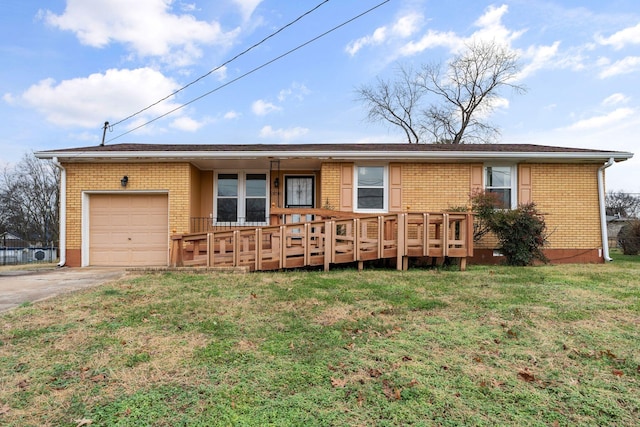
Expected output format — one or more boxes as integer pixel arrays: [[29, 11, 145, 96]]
[[382, 379, 402, 401], [518, 369, 535, 382], [612, 369, 624, 377], [75, 419, 92, 426], [0, 404, 11, 415], [90, 374, 107, 383], [368, 368, 382, 378], [331, 377, 347, 388]]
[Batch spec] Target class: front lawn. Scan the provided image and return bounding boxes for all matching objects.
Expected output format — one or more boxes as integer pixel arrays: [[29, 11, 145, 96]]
[[1, 257, 639, 426]]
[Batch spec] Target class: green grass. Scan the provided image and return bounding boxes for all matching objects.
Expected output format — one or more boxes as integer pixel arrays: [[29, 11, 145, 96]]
[[1, 255, 639, 426]]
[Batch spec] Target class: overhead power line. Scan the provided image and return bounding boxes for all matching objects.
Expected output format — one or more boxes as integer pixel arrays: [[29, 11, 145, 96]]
[[105, 0, 392, 143], [107, 0, 331, 130]]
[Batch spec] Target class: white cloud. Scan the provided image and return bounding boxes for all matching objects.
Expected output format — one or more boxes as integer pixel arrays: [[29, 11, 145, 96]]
[[470, 4, 525, 47], [259, 125, 308, 140], [397, 4, 524, 58], [224, 110, 240, 120], [170, 116, 205, 131], [278, 83, 310, 102], [596, 22, 640, 50], [345, 12, 423, 56], [232, 0, 262, 20], [213, 65, 228, 81], [565, 108, 635, 131], [599, 56, 640, 78], [252, 99, 281, 116], [180, 3, 197, 12], [346, 26, 388, 56], [8, 68, 184, 129], [517, 42, 561, 80], [41, 0, 240, 65], [398, 30, 461, 56], [602, 93, 629, 107], [391, 13, 422, 38]]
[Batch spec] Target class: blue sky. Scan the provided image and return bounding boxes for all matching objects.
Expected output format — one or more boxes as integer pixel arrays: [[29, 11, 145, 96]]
[[1, 0, 639, 192]]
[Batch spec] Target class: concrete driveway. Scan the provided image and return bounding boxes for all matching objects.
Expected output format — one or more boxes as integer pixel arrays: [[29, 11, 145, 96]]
[[0, 267, 128, 312]]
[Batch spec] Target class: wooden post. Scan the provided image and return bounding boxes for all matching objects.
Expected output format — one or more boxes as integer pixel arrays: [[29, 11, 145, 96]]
[[254, 229, 260, 271], [303, 223, 310, 266], [170, 235, 184, 267], [423, 213, 429, 257], [397, 213, 406, 270], [324, 221, 332, 272], [466, 212, 474, 257], [233, 230, 239, 267], [279, 225, 286, 269], [377, 216, 383, 259], [355, 218, 361, 262], [442, 214, 449, 257]]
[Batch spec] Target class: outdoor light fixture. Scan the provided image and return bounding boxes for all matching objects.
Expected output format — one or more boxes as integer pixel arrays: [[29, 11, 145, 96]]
[[121, 176, 128, 187], [274, 177, 279, 187]]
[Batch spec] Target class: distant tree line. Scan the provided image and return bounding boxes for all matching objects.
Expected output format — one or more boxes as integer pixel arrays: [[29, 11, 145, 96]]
[[0, 153, 59, 247], [606, 190, 640, 218]]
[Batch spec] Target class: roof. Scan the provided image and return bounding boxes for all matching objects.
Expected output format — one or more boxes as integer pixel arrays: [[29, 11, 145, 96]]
[[35, 142, 633, 164]]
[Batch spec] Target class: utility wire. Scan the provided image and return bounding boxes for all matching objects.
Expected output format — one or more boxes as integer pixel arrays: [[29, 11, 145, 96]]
[[106, 0, 391, 143], [107, 0, 330, 130]]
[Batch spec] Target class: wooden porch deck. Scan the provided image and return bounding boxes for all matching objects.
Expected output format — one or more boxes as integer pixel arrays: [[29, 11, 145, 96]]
[[170, 212, 474, 272]]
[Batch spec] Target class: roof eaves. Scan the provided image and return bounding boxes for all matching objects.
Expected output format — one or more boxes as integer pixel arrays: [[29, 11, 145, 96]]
[[36, 148, 634, 162]]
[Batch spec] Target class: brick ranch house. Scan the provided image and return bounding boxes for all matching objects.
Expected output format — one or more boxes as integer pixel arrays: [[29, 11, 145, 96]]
[[35, 143, 632, 268]]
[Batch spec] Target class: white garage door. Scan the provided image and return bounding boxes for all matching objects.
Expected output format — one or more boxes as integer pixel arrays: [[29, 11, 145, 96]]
[[89, 194, 168, 266]]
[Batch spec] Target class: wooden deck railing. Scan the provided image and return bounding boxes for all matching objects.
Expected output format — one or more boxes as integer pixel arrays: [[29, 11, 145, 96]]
[[171, 212, 473, 272]]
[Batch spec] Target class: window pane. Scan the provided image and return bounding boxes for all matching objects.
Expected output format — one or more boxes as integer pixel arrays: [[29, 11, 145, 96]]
[[486, 167, 511, 187], [218, 174, 238, 196], [217, 198, 237, 222], [358, 188, 384, 209], [488, 189, 511, 209], [246, 174, 266, 197], [246, 198, 266, 222], [358, 167, 383, 187]]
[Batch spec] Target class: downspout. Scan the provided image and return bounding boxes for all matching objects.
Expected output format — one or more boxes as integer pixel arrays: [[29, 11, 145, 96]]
[[598, 157, 615, 262], [51, 157, 66, 267]]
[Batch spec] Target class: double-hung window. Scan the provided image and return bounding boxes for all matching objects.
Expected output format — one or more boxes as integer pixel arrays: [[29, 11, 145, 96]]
[[355, 166, 387, 212], [485, 165, 515, 209], [215, 172, 268, 225]]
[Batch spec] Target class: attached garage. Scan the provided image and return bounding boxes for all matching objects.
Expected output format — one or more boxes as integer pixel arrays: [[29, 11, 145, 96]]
[[88, 193, 169, 266]]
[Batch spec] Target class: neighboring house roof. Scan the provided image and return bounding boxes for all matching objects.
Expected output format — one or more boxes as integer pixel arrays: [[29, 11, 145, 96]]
[[35, 143, 633, 164], [0, 232, 23, 241]]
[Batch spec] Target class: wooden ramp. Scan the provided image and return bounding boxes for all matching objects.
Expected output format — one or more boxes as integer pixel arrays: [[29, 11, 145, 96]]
[[170, 212, 473, 272]]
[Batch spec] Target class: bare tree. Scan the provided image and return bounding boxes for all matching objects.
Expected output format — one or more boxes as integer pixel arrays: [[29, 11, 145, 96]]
[[0, 153, 59, 246], [356, 40, 526, 144], [606, 190, 640, 218], [357, 66, 425, 144]]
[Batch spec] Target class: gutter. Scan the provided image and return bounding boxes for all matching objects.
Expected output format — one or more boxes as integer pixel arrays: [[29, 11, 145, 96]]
[[51, 157, 66, 267], [35, 149, 634, 163], [598, 157, 615, 262]]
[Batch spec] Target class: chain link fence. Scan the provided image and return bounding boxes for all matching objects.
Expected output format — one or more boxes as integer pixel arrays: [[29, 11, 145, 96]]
[[0, 247, 58, 266]]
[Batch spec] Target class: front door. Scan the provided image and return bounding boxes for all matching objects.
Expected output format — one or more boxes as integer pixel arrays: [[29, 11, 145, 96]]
[[285, 176, 315, 223]]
